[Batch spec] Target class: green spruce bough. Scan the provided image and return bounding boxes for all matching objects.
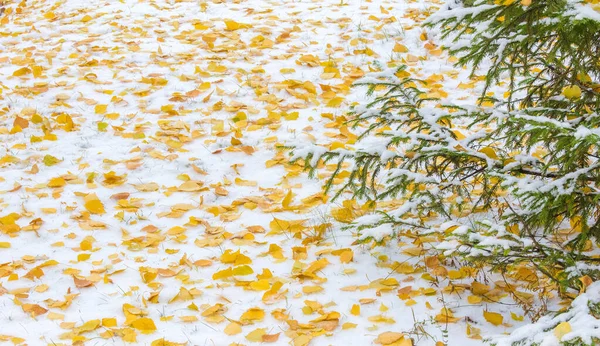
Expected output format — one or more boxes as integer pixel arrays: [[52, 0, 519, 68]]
[[290, 0, 600, 344]]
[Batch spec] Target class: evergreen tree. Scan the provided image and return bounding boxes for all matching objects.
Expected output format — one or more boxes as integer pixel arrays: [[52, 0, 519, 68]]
[[290, 0, 600, 343]]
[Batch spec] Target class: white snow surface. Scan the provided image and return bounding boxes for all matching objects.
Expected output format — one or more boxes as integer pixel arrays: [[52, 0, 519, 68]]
[[0, 0, 562, 345]]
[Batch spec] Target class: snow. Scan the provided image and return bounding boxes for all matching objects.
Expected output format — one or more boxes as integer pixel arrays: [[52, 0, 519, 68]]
[[566, 0, 600, 21], [493, 282, 600, 346], [0, 0, 502, 345], [2, 0, 595, 345]]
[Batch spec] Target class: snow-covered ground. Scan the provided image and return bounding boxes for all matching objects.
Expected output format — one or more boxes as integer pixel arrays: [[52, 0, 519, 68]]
[[0, 0, 531, 345]]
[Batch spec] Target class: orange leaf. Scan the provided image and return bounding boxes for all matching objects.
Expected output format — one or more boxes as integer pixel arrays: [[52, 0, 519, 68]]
[[22, 304, 48, 317], [262, 333, 280, 343], [73, 276, 94, 288], [13, 116, 29, 129]]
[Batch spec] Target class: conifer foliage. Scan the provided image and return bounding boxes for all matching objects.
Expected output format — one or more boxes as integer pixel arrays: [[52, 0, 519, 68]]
[[291, 0, 600, 343]]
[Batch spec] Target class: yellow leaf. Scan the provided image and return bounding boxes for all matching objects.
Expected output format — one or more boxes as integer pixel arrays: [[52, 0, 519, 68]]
[[167, 226, 186, 235], [43, 155, 60, 166], [10, 125, 23, 134], [472, 283, 490, 295], [375, 332, 404, 345], [452, 129, 466, 140], [478, 147, 499, 160], [179, 315, 198, 323], [84, 194, 105, 214], [123, 328, 137, 342], [134, 183, 159, 192], [48, 177, 66, 188], [405, 299, 417, 306], [339, 250, 353, 263], [235, 177, 257, 186], [178, 181, 203, 192], [293, 334, 311, 346], [563, 85, 581, 100], [350, 304, 360, 316], [224, 19, 241, 30], [13, 67, 31, 77], [78, 319, 101, 332], [458, 82, 475, 90], [224, 322, 242, 335], [48, 312, 64, 320], [131, 317, 157, 333], [466, 323, 482, 339], [166, 139, 183, 149], [249, 280, 270, 291], [32, 65, 43, 77], [326, 97, 344, 107], [220, 249, 252, 265], [342, 322, 357, 329], [40, 259, 59, 268], [169, 287, 194, 303], [393, 43, 408, 53], [483, 311, 503, 326], [200, 303, 223, 317], [151, 339, 187, 346], [224, 19, 250, 31], [570, 215, 582, 233], [102, 318, 117, 327], [24, 267, 44, 280], [554, 322, 572, 341], [207, 63, 227, 73], [329, 141, 346, 150], [467, 295, 482, 304], [232, 265, 254, 276], [302, 285, 323, 294], [331, 206, 354, 223], [240, 308, 265, 322], [246, 328, 266, 342], [510, 312, 524, 321], [95, 104, 108, 114], [282, 190, 293, 209], [212, 267, 232, 280], [435, 308, 459, 323], [369, 314, 396, 324], [59, 114, 74, 131], [44, 11, 56, 19]]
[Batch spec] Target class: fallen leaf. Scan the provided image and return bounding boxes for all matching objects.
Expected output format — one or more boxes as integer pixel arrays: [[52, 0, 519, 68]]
[[22, 304, 48, 317], [224, 322, 242, 335], [73, 276, 94, 288], [84, 193, 105, 214], [131, 317, 157, 333], [554, 322, 572, 341], [483, 311, 503, 326]]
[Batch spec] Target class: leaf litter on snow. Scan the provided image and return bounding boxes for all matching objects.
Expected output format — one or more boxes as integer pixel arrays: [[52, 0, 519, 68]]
[[0, 0, 528, 345]]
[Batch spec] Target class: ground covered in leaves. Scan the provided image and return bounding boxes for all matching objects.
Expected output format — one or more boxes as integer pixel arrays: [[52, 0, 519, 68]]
[[0, 0, 532, 345]]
